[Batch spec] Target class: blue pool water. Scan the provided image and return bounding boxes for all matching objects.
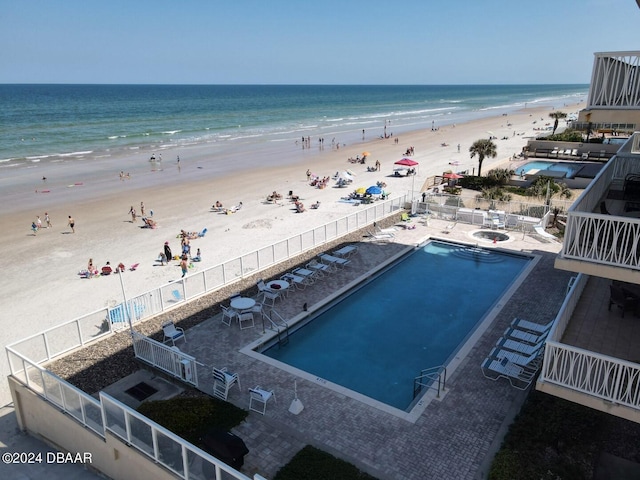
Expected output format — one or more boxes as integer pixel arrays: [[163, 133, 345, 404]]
[[516, 161, 583, 178], [261, 241, 531, 411]]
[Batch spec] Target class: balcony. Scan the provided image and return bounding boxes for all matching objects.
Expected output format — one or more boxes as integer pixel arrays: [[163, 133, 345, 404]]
[[537, 273, 640, 423], [555, 132, 640, 283]]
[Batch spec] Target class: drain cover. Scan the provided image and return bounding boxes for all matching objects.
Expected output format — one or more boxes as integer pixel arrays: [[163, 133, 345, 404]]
[[125, 382, 158, 402]]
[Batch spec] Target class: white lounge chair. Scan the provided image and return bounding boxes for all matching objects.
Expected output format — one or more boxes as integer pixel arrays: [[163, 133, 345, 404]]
[[306, 260, 331, 277], [495, 337, 545, 356], [318, 253, 351, 268], [510, 318, 554, 335], [281, 272, 309, 290], [503, 326, 548, 345], [488, 347, 543, 368], [212, 367, 240, 400], [533, 224, 557, 240], [481, 356, 537, 390]]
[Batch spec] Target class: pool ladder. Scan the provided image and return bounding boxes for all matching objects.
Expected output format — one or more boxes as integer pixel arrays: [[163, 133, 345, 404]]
[[262, 307, 290, 347], [413, 365, 447, 399]]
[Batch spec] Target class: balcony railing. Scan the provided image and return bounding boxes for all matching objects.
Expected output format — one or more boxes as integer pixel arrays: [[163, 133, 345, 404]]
[[539, 273, 640, 410], [558, 136, 640, 271]]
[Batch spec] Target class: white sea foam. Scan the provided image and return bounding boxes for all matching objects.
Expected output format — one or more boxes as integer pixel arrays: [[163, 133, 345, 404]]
[[162, 130, 182, 135]]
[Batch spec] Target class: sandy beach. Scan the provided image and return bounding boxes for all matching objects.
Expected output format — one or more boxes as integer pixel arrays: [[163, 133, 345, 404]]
[[0, 101, 584, 405]]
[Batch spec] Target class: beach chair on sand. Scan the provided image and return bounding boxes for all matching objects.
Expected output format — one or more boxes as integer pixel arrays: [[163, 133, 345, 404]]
[[198, 228, 208, 237], [129, 263, 139, 271]]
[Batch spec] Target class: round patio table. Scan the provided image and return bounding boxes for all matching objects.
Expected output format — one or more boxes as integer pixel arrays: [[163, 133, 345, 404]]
[[267, 280, 289, 292], [230, 297, 256, 311]]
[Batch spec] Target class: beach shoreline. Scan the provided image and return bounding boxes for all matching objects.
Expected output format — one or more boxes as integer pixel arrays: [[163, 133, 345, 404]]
[[0, 100, 584, 405]]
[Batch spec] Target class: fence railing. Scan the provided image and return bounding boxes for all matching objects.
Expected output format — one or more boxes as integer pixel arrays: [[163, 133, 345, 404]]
[[539, 273, 640, 409], [100, 391, 253, 480], [6, 345, 105, 437], [132, 331, 199, 387]]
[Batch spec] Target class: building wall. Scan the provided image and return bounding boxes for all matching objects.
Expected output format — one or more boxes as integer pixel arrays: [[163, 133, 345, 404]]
[[9, 377, 176, 480]]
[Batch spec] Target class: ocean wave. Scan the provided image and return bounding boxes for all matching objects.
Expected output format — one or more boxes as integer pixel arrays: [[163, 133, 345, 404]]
[[58, 150, 93, 157], [162, 130, 182, 135]]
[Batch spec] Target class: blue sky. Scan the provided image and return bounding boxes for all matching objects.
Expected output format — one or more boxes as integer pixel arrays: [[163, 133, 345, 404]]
[[2, 0, 639, 84]]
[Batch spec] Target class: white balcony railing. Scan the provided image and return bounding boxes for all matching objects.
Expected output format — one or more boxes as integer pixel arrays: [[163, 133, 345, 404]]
[[539, 273, 640, 410]]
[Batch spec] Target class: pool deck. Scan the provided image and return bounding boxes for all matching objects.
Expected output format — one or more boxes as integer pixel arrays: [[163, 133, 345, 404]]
[[167, 219, 572, 480]]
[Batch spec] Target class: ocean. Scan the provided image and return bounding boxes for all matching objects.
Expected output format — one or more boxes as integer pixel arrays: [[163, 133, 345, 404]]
[[0, 84, 587, 170]]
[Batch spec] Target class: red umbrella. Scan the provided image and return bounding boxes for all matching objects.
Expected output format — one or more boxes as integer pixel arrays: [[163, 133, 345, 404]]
[[443, 172, 464, 179], [395, 158, 419, 167]]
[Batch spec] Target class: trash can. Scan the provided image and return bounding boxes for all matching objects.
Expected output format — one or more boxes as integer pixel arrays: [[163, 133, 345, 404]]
[[201, 428, 249, 471]]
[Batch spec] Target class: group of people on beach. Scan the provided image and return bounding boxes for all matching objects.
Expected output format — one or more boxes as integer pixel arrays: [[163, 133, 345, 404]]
[[82, 258, 127, 278], [158, 238, 201, 278], [31, 213, 52, 234]]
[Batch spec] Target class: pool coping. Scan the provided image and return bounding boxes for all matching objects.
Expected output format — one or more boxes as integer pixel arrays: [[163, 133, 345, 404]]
[[241, 236, 540, 423]]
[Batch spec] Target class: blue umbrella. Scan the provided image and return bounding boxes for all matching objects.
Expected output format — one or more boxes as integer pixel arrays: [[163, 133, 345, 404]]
[[366, 185, 382, 195]]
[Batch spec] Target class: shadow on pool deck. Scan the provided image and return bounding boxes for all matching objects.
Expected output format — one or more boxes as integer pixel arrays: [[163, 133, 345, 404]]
[[168, 219, 571, 480]]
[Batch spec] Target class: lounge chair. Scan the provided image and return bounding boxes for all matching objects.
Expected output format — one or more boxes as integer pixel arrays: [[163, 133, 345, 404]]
[[367, 230, 395, 243], [306, 260, 331, 277], [129, 263, 140, 271], [401, 212, 411, 222], [533, 224, 556, 240], [495, 337, 545, 356], [481, 355, 537, 390], [198, 228, 208, 237], [510, 318, 554, 334], [318, 253, 350, 269], [488, 346, 543, 369], [333, 245, 358, 258], [503, 326, 548, 345], [281, 272, 310, 290]]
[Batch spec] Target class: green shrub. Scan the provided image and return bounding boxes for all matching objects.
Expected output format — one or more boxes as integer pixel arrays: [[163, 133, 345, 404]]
[[137, 396, 248, 444], [274, 446, 378, 480]]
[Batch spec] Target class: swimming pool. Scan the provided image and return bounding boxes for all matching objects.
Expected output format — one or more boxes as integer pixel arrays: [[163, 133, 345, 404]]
[[516, 161, 583, 178], [256, 241, 533, 413]]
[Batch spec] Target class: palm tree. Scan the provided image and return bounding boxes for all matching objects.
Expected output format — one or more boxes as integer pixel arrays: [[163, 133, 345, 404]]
[[549, 111, 568, 135], [469, 139, 497, 177]]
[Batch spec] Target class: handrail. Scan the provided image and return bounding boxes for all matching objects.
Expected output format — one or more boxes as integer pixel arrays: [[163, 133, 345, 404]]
[[261, 308, 290, 346], [413, 365, 447, 399]]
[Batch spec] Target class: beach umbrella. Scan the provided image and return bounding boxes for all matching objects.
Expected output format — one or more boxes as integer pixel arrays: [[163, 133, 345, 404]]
[[340, 171, 354, 181], [443, 172, 464, 179], [361, 151, 370, 157], [394, 158, 419, 167], [366, 185, 382, 195], [355, 187, 366, 194]]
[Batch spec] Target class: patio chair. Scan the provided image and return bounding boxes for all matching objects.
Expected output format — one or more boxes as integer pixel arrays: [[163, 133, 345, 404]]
[[260, 288, 280, 306], [609, 283, 638, 318], [212, 367, 240, 400], [481, 355, 537, 390], [162, 321, 186, 346], [249, 386, 275, 415], [221, 305, 238, 327], [238, 311, 254, 330], [510, 318, 554, 334]]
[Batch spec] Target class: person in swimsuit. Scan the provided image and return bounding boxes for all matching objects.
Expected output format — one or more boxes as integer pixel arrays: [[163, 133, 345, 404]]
[[68, 215, 75, 233]]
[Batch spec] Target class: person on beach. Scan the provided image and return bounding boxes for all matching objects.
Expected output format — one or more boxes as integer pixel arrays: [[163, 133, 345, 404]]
[[375, 160, 381, 171], [164, 241, 172, 261], [117, 262, 126, 273], [306, 169, 311, 181], [67, 215, 75, 233], [140, 202, 145, 216], [129, 206, 136, 223], [192, 248, 201, 262], [44, 212, 52, 228], [180, 255, 188, 278], [36, 216, 42, 229], [87, 258, 96, 277], [31, 221, 38, 235]]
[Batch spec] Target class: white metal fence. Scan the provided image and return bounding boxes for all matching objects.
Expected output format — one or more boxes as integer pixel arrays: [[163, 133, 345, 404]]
[[540, 273, 640, 409], [132, 331, 199, 387], [100, 392, 253, 480]]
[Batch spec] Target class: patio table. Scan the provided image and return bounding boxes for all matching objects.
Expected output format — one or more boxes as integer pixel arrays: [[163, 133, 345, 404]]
[[231, 297, 256, 311]]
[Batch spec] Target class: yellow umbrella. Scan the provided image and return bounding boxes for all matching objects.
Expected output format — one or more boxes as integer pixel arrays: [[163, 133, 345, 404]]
[[355, 187, 366, 194]]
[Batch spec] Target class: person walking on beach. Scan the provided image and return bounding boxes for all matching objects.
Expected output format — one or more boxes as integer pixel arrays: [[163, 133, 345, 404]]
[[375, 159, 381, 171], [164, 241, 172, 261], [44, 212, 52, 228], [67, 215, 75, 233], [140, 202, 145, 216], [36, 216, 42, 230], [128, 206, 136, 223], [180, 255, 189, 278]]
